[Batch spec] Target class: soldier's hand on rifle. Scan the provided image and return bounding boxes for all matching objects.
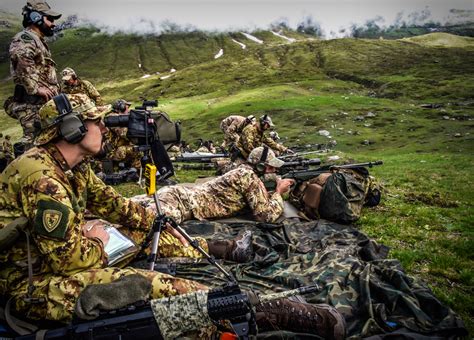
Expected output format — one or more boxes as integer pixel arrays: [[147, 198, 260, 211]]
[[276, 178, 295, 195], [83, 220, 110, 246], [37, 86, 57, 102], [165, 222, 190, 247]]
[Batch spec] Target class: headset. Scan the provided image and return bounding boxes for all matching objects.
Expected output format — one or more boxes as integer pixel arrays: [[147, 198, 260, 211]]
[[22, 5, 44, 27], [53, 94, 87, 144], [255, 146, 269, 173]]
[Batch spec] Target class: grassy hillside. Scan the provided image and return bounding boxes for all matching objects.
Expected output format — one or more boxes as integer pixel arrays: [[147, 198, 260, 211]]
[[0, 16, 473, 334]]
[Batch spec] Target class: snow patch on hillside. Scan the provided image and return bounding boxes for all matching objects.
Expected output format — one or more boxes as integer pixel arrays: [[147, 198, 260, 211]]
[[160, 75, 171, 80], [271, 31, 296, 43], [232, 39, 246, 49], [214, 49, 224, 59], [141, 74, 151, 79], [240, 32, 263, 44]]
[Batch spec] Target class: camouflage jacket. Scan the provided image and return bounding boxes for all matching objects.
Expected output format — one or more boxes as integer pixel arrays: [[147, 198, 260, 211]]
[[104, 129, 140, 167], [0, 144, 154, 292], [62, 79, 103, 105], [9, 28, 59, 96], [158, 165, 284, 223], [220, 115, 247, 144], [236, 123, 287, 158]]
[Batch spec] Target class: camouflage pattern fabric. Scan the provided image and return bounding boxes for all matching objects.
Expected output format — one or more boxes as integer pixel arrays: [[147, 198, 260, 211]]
[[162, 219, 467, 338], [9, 28, 59, 142], [167, 144, 182, 159], [61, 78, 103, 105], [157, 165, 284, 223], [0, 144, 207, 322], [220, 115, 247, 147], [151, 290, 216, 339], [103, 128, 141, 169], [236, 122, 287, 159]]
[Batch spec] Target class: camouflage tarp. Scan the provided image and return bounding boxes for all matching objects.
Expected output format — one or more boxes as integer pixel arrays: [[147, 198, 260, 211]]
[[156, 219, 467, 339]]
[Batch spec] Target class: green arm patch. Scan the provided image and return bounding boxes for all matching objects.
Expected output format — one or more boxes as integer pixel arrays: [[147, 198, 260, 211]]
[[34, 200, 70, 239], [20, 33, 34, 42]]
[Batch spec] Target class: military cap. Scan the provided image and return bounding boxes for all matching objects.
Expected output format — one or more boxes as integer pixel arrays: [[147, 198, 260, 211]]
[[260, 114, 275, 127], [112, 99, 132, 113], [61, 67, 76, 82], [35, 94, 112, 145], [248, 146, 284, 168], [26, 0, 61, 19], [269, 131, 280, 140]]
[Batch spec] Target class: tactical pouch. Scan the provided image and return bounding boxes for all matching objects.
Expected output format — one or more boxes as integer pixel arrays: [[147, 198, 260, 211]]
[[152, 111, 181, 145], [0, 217, 29, 252], [13, 85, 45, 105]]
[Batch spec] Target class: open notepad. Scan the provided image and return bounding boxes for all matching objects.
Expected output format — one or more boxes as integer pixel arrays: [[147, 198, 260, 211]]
[[104, 226, 138, 266]]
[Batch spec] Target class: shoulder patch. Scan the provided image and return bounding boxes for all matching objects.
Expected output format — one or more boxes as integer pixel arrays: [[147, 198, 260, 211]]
[[20, 33, 34, 43], [34, 200, 70, 239]]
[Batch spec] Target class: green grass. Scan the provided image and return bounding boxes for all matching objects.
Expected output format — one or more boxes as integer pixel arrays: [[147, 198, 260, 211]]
[[0, 16, 473, 334]]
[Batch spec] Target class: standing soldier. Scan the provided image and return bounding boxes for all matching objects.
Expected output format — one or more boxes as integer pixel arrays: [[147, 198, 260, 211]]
[[61, 67, 103, 105], [234, 114, 292, 161], [6, 0, 61, 148], [220, 114, 255, 149]]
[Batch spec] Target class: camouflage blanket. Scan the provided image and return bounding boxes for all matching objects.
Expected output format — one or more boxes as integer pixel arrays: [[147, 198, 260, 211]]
[[159, 219, 467, 339]]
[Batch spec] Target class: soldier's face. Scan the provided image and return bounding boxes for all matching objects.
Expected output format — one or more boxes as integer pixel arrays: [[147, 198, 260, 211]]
[[40, 16, 56, 37], [79, 118, 107, 155]]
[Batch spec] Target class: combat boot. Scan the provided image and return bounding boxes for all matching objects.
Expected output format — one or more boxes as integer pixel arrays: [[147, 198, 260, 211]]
[[207, 230, 253, 263], [254, 297, 346, 340]]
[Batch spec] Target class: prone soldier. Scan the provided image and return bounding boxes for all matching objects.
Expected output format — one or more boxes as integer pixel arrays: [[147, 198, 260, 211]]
[[156, 146, 295, 224], [5, 0, 61, 147]]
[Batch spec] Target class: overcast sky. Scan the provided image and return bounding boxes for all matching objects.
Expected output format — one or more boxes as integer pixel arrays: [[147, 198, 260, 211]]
[[1, 0, 473, 37]]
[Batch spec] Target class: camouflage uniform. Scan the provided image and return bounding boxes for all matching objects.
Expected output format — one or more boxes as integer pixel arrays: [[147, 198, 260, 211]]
[[62, 78, 103, 105], [220, 115, 251, 148], [104, 128, 141, 169], [157, 165, 284, 223], [236, 122, 287, 159], [167, 144, 182, 159], [8, 27, 60, 143], [0, 95, 208, 321]]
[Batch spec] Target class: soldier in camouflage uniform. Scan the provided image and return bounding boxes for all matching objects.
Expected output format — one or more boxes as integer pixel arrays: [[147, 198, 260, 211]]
[[3, 135, 15, 166], [102, 99, 141, 169], [157, 146, 294, 224], [61, 67, 103, 105], [234, 114, 292, 160], [6, 0, 61, 147], [220, 114, 255, 149], [0, 94, 253, 322]]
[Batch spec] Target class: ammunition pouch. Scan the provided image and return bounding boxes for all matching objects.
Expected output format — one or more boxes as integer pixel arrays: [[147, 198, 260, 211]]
[[13, 85, 45, 106]]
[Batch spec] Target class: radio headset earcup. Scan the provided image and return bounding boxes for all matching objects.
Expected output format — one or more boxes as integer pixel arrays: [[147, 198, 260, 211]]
[[53, 93, 87, 144], [29, 11, 43, 26], [59, 113, 87, 144], [118, 101, 126, 113]]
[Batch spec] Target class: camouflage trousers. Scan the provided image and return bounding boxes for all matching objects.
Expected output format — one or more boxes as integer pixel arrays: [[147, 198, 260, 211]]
[[11, 102, 43, 145], [11, 220, 209, 322], [12, 267, 208, 322], [157, 186, 195, 224]]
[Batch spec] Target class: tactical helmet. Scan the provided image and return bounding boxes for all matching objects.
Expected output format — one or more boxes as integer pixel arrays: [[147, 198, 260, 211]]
[[247, 146, 284, 168], [35, 93, 112, 145], [112, 99, 132, 113], [259, 114, 274, 127], [61, 67, 77, 82]]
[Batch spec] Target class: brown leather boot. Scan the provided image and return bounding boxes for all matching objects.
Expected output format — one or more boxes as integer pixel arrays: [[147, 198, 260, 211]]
[[207, 230, 253, 263], [254, 297, 346, 340]]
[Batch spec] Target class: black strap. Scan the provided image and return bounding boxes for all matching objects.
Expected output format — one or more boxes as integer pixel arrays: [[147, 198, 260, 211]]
[[52, 93, 73, 122], [260, 146, 269, 164]]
